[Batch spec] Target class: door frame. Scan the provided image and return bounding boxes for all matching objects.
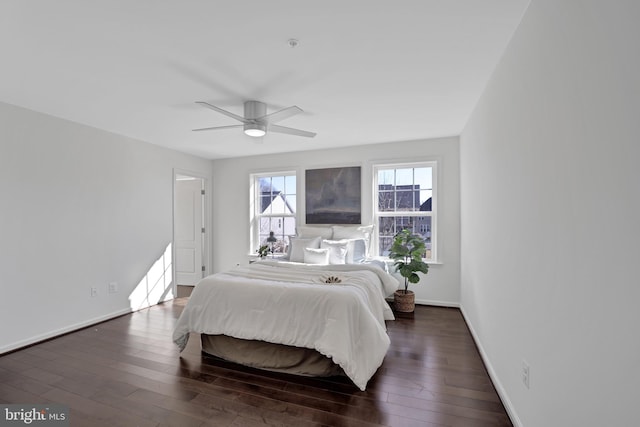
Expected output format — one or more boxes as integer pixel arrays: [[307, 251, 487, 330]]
[[172, 168, 211, 296]]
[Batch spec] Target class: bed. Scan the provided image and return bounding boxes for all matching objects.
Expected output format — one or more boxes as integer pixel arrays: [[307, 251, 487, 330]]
[[172, 259, 398, 391]]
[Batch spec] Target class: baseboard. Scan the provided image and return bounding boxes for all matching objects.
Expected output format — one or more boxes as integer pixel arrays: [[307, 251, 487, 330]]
[[415, 298, 459, 308], [459, 306, 523, 427], [0, 307, 133, 355], [386, 297, 460, 308]]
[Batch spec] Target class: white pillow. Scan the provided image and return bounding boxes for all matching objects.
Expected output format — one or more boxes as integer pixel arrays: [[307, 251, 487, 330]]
[[345, 238, 367, 264], [288, 236, 321, 263], [332, 225, 374, 255], [304, 247, 330, 264], [296, 225, 333, 239], [321, 239, 349, 265]]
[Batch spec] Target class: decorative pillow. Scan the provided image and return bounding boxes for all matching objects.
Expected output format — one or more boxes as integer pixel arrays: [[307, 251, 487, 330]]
[[288, 236, 322, 263], [345, 238, 367, 264], [296, 225, 333, 239], [332, 225, 374, 255], [321, 239, 349, 265], [304, 247, 330, 265]]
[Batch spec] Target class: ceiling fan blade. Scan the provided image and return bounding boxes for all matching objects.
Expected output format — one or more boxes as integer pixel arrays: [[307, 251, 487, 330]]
[[260, 106, 303, 124], [269, 124, 316, 138], [192, 124, 244, 132], [195, 101, 247, 123]]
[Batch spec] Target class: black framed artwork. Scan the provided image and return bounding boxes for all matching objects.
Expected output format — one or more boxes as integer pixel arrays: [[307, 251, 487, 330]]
[[305, 166, 361, 224]]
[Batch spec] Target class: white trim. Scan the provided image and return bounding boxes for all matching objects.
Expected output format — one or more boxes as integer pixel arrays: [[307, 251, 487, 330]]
[[415, 298, 459, 308], [372, 161, 438, 262], [0, 308, 132, 354], [250, 170, 297, 256], [460, 306, 522, 427], [387, 299, 460, 308]]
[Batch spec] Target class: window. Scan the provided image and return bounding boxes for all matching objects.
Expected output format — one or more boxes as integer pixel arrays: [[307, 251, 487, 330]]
[[251, 172, 296, 255], [374, 162, 436, 261]]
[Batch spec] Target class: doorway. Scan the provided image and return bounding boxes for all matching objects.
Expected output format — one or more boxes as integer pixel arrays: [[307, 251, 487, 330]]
[[173, 170, 209, 296]]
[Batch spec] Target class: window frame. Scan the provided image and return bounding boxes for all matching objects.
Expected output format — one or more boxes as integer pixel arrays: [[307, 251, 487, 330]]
[[250, 170, 297, 256], [372, 161, 438, 262]]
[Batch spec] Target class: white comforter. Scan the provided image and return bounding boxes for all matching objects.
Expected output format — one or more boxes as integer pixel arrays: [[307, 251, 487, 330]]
[[173, 261, 398, 391]]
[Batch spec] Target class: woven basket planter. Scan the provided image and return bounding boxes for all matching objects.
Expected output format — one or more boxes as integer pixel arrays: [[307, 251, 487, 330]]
[[394, 290, 415, 313]]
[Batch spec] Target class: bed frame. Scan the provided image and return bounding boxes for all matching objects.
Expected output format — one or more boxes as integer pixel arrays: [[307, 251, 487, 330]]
[[200, 334, 344, 377]]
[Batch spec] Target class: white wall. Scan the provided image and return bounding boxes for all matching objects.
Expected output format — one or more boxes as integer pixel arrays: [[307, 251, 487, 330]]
[[0, 101, 212, 353], [212, 137, 460, 306], [460, 1, 640, 426]]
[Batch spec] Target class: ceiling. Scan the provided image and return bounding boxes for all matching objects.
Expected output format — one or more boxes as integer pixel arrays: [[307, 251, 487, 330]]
[[0, 1, 529, 160]]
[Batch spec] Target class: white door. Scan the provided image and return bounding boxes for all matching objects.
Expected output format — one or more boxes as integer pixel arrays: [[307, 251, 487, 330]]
[[175, 177, 204, 285]]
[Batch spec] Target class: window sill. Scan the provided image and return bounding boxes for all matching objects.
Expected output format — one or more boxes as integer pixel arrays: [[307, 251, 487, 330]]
[[248, 254, 287, 260], [372, 256, 442, 266]]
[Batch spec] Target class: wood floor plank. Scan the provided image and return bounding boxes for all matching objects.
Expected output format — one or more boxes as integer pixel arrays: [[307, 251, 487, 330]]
[[41, 387, 159, 427], [0, 300, 512, 426]]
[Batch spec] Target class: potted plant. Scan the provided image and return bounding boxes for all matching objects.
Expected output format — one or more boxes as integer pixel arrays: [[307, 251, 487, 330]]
[[256, 244, 270, 259], [388, 229, 429, 312]]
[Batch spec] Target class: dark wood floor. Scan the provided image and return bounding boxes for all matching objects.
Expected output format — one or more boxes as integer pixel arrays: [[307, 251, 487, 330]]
[[0, 299, 512, 427]]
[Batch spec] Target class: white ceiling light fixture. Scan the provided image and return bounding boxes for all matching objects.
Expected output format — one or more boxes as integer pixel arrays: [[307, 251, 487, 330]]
[[244, 123, 266, 137], [243, 100, 267, 137], [193, 100, 316, 139]]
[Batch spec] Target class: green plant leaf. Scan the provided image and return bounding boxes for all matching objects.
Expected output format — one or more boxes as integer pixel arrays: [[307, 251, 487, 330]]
[[388, 228, 429, 285]]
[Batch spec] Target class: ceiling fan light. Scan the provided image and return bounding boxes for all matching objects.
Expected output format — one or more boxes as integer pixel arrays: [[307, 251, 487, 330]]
[[244, 123, 266, 137], [245, 128, 266, 137]]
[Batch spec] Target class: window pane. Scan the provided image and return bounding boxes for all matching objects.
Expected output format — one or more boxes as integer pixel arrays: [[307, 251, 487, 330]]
[[378, 217, 396, 257], [258, 217, 271, 241], [278, 235, 291, 254], [378, 190, 394, 211], [270, 194, 287, 214], [419, 216, 433, 259], [272, 217, 287, 254], [258, 174, 296, 214], [274, 217, 285, 234], [259, 217, 287, 254], [377, 167, 433, 213], [379, 235, 394, 257], [259, 177, 271, 193], [375, 164, 435, 260], [283, 216, 296, 237], [378, 216, 396, 236], [271, 176, 284, 194], [260, 195, 272, 214], [395, 168, 414, 186], [395, 216, 414, 231], [254, 172, 296, 256], [395, 188, 418, 211], [283, 194, 296, 213], [420, 190, 432, 211], [414, 167, 432, 190], [285, 175, 296, 195], [378, 169, 394, 185], [379, 215, 432, 259]]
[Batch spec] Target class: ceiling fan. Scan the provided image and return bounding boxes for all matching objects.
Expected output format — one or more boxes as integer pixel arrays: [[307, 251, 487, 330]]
[[193, 100, 316, 138]]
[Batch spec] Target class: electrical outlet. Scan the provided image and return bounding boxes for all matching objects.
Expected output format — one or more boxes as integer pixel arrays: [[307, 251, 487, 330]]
[[108, 282, 118, 294], [90, 287, 98, 297], [522, 360, 530, 389]]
